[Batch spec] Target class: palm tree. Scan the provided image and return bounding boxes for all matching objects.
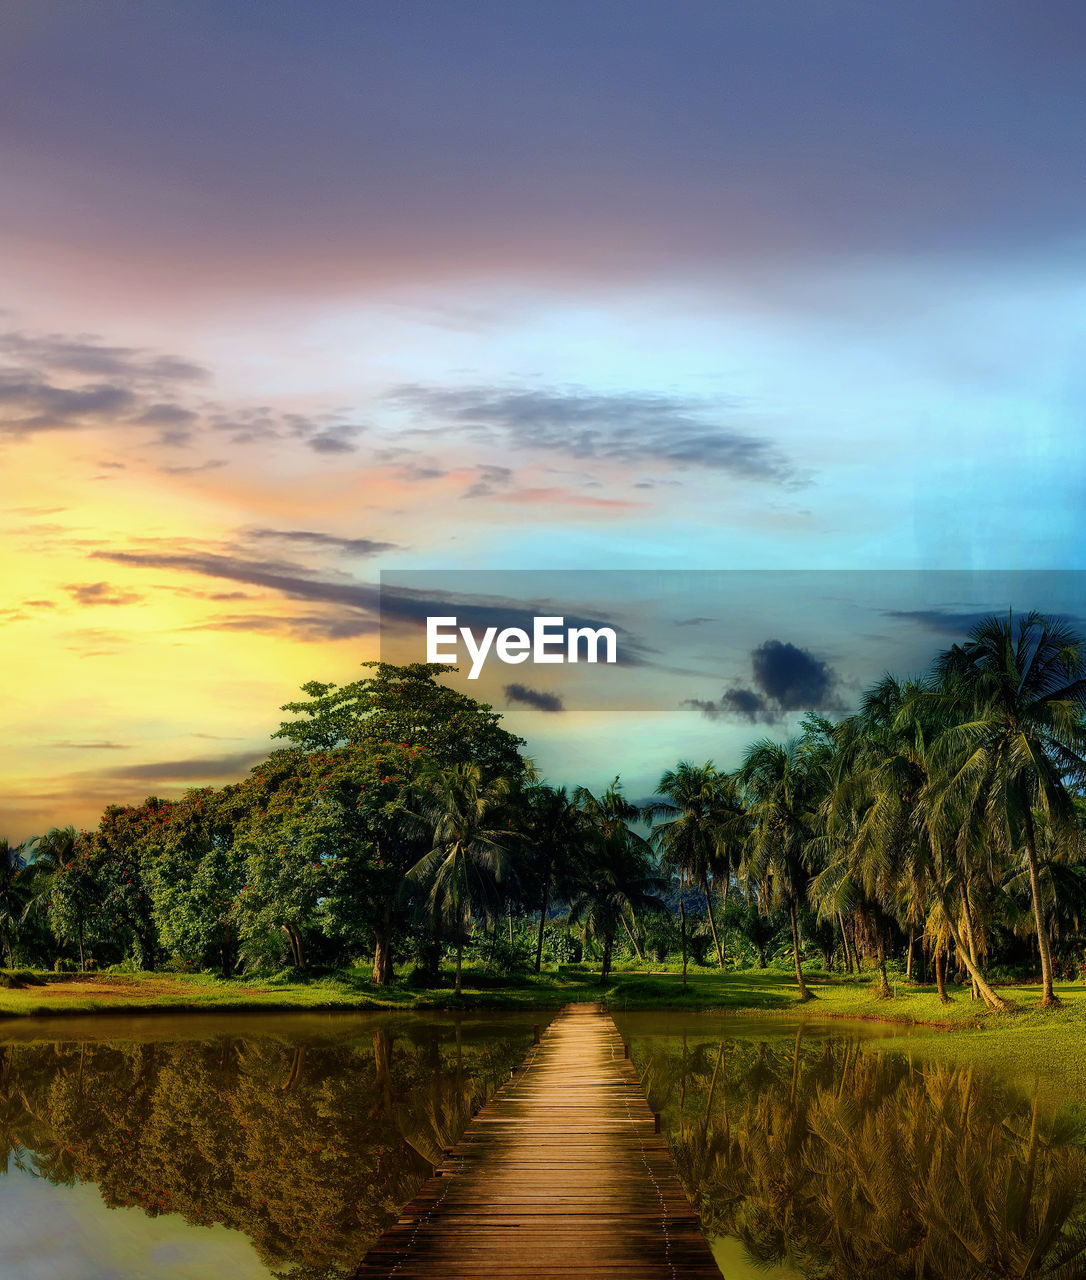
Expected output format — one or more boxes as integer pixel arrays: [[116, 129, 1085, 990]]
[[739, 728, 830, 1002], [647, 761, 742, 969], [27, 826, 82, 967], [928, 611, 1086, 1007], [0, 839, 32, 968], [845, 674, 1015, 1011], [570, 780, 665, 982], [520, 784, 585, 973], [407, 763, 517, 994]]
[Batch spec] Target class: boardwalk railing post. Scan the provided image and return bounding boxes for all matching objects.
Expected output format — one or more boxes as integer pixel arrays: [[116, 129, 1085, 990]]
[[533, 1024, 540, 1044], [654, 1112, 661, 1134], [624, 1042, 630, 1059]]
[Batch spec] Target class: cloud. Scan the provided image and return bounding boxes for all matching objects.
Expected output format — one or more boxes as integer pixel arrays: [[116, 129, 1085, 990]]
[[92, 549, 382, 611], [49, 740, 130, 750], [0, 331, 209, 441], [66, 581, 143, 607], [85, 750, 269, 783], [307, 427, 361, 454], [463, 464, 513, 499], [504, 683, 564, 712], [0, 332, 207, 383], [194, 612, 379, 641], [393, 385, 796, 483], [246, 528, 398, 556], [686, 637, 845, 723]]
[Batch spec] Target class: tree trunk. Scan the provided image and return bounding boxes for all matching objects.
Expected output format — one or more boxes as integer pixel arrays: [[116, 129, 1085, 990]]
[[940, 894, 1011, 1011], [372, 897, 394, 985], [598, 927, 614, 984], [935, 948, 950, 1004], [875, 932, 891, 997], [838, 911, 854, 974], [789, 896, 813, 1001], [77, 918, 85, 973], [679, 900, 688, 991], [906, 933, 914, 981], [1024, 809, 1060, 1007], [455, 905, 464, 995], [620, 913, 643, 961], [702, 874, 724, 969], [534, 864, 550, 973], [960, 885, 980, 1001]]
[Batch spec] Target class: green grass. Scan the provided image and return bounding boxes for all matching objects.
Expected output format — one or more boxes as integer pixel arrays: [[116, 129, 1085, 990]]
[[4, 962, 1084, 1122]]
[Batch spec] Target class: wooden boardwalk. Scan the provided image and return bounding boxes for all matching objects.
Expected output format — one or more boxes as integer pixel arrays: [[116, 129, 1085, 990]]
[[356, 1003, 720, 1279]]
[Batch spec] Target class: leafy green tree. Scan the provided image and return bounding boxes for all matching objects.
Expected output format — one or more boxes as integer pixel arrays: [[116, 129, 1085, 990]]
[[274, 662, 526, 779], [78, 802, 167, 969], [148, 788, 246, 975]]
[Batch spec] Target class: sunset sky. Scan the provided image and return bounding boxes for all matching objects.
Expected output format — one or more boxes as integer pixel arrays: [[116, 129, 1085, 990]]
[[3, 2, 1085, 839]]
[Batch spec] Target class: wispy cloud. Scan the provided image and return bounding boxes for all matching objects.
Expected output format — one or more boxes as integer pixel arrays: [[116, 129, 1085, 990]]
[[246, 528, 398, 556], [65, 581, 143, 607], [392, 385, 798, 483]]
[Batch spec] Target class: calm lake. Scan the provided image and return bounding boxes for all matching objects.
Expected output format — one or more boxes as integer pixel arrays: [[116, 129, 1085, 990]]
[[1, 1010, 1084, 1279]]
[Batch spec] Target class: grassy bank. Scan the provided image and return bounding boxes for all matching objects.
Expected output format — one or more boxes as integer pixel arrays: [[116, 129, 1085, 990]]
[[3, 964, 1085, 1097], [1, 961, 1083, 1021]]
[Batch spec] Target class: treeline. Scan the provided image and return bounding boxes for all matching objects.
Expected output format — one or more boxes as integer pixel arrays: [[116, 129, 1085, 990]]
[[3, 611, 1086, 1006]]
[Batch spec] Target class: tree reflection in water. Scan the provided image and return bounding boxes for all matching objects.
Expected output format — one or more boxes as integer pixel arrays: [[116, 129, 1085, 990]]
[[632, 1026, 1086, 1280], [0, 1017, 535, 1279]]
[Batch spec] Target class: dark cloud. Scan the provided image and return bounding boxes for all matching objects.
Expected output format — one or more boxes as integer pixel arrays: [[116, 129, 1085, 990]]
[[66, 581, 143, 607], [686, 637, 844, 724], [752, 639, 837, 710], [393, 386, 795, 482], [86, 750, 268, 783], [50, 740, 129, 750], [247, 528, 397, 556], [504, 683, 564, 712]]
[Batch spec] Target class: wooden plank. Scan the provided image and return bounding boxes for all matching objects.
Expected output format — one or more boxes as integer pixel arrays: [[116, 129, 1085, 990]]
[[355, 1003, 720, 1279]]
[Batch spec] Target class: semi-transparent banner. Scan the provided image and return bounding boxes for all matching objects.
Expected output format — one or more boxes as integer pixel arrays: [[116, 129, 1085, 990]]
[[378, 570, 1085, 714]]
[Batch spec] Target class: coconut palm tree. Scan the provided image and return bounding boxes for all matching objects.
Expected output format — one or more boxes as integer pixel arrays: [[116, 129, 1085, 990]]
[[520, 783, 585, 973], [739, 729, 830, 1002], [407, 763, 517, 994], [927, 611, 1086, 1007], [647, 761, 742, 969], [0, 839, 32, 968], [570, 780, 665, 982]]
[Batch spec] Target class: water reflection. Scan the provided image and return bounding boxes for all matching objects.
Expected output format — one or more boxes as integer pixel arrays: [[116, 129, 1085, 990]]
[[620, 1017, 1086, 1280], [0, 1013, 539, 1279]]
